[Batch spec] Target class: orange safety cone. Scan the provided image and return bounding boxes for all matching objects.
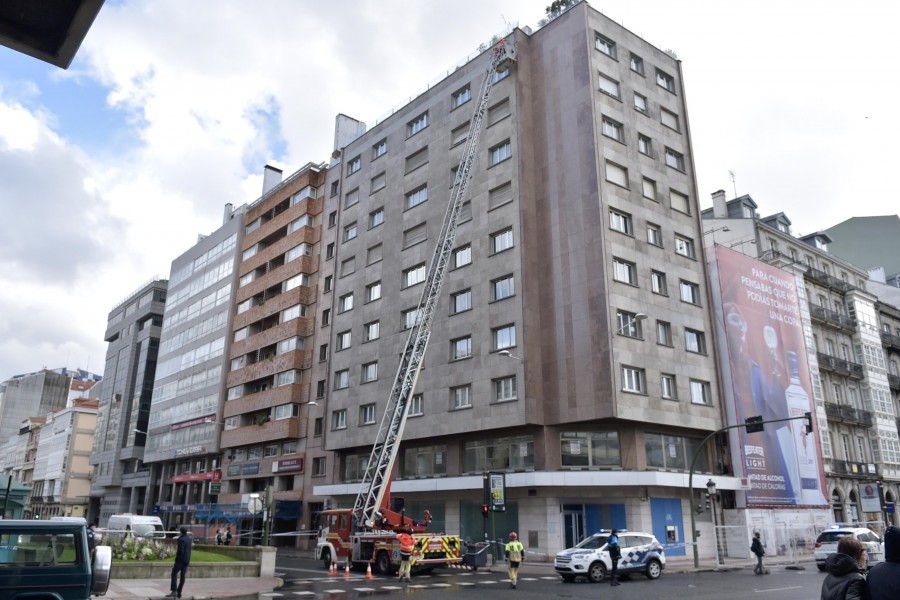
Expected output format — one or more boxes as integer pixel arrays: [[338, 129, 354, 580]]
[[365, 562, 374, 579], [329, 561, 336, 575], [344, 563, 351, 577]]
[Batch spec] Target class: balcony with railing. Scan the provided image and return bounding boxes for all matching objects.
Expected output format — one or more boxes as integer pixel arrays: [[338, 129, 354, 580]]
[[817, 352, 865, 379], [829, 459, 878, 478], [809, 305, 857, 331], [881, 331, 900, 351], [804, 268, 857, 293], [823, 402, 875, 426]]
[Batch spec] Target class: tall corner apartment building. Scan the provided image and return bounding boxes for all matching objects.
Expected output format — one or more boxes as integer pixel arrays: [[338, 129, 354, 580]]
[[143, 205, 245, 528], [313, 2, 726, 558], [220, 162, 329, 539], [89, 278, 168, 525]]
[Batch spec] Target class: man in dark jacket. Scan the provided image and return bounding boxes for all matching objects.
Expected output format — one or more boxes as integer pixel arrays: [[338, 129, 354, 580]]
[[820, 537, 867, 600], [867, 526, 899, 600], [166, 527, 192, 598], [751, 532, 766, 574]]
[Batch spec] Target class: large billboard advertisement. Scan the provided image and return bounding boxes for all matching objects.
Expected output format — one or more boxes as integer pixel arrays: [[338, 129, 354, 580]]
[[713, 246, 827, 506]]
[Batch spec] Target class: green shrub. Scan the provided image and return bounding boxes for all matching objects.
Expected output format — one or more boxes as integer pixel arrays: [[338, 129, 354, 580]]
[[110, 537, 175, 562]]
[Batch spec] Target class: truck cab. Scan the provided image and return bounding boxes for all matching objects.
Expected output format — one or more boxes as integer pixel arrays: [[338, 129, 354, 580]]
[[0, 519, 112, 600]]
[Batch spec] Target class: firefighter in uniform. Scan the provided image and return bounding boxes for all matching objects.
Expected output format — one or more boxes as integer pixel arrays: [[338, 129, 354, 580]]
[[505, 531, 524, 589], [397, 530, 415, 582]]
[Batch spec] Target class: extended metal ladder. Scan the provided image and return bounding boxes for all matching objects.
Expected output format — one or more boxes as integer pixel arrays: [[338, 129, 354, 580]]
[[352, 39, 517, 530]]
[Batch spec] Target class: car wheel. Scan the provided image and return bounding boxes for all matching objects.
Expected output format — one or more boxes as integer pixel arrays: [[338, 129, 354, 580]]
[[561, 574, 576, 582], [375, 550, 392, 575], [645, 558, 662, 580], [817, 563, 826, 572], [588, 561, 607, 583], [321, 548, 332, 571]]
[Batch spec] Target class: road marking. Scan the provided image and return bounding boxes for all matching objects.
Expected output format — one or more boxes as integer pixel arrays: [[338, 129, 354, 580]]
[[540, 576, 558, 580], [480, 580, 498, 584], [261, 594, 283, 597], [432, 583, 452, 587], [352, 587, 377, 592], [458, 582, 475, 586], [755, 586, 803, 593], [322, 590, 346, 594], [292, 592, 315, 596], [408, 585, 429, 589], [381, 586, 402, 590]]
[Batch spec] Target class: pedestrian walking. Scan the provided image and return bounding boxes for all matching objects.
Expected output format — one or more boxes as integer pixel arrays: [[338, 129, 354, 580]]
[[607, 529, 622, 586], [215, 529, 223, 545], [505, 531, 524, 589], [820, 536, 867, 600], [224, 529, 232, 545], [867, 525, 899, 600], [86, 523, 97, 557], [397, 530, 414, 582], [751, 531, 766, 574], [166, 526, 192, 599]]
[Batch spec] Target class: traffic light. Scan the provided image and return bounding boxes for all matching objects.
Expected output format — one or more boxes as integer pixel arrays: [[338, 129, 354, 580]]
[[705, 493, 712, 511], [804, 411, 813, 434], [482, 504, 489, 516], [33, 514, 40, 519]]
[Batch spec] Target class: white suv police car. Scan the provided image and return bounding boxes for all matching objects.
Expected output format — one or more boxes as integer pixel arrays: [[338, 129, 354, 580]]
[[554, 530, 666, 583], [814, 526, 884, 571]]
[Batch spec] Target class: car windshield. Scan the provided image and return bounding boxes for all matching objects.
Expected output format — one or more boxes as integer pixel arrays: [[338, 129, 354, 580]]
[[817, 531, 852, 543], [575, 535, 608, 549], [133, 524, 165, 538]]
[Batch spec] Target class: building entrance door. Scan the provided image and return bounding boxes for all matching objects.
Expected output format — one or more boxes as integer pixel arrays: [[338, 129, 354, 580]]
[[562, 505, 585, 548]]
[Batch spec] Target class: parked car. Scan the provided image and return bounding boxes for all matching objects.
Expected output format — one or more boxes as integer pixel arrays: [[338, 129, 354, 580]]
[[554, 530, 666, 582], [814, 526, 884, 571]]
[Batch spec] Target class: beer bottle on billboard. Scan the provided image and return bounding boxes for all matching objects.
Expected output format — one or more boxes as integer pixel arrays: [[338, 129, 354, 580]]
[[785, 351, 826, 505]]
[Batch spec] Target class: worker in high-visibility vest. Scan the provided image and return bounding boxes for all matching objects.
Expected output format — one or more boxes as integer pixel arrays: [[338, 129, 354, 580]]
[[397, 531, 415, 582], [505, 531, 524, 589]]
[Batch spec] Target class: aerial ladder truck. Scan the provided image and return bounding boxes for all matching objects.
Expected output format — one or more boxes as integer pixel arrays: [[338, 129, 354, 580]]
[[315, 38, 517, 575]]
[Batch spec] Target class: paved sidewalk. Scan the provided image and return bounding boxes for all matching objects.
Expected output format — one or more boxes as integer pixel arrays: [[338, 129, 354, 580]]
[[105, 576, 282, 600]]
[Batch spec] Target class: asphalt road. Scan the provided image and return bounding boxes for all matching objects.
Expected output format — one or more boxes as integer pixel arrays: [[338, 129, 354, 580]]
[[272, 555, 828, 600]]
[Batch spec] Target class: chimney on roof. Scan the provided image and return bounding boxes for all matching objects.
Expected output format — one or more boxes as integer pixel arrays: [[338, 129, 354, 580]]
[[262, 165, 283, 196], [223, 203, 233, 225], [712, 189, 728, 218]]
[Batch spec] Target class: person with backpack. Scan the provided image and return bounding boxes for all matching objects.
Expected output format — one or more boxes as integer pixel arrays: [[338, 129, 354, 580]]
[[820, 536, 867, 600], [607, 529, 622, 586], [867, 525, 899, 600], [505, 531, 524, 589], [751, 531, 766, 575]]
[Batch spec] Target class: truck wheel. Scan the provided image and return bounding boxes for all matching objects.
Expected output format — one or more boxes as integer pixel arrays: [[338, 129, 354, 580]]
[[588, 561, 607, 583], [321, 548, 332, 570], [375, 550, 392, 575]]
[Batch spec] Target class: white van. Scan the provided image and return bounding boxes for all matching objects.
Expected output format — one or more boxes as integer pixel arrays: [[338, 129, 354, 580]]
[[105, 514, 165, 540]]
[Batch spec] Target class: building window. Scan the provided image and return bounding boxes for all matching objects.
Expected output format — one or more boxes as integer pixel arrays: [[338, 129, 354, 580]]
[[452, 336, 472, 360], [613, 257, 637, 285], [488, 98, 511, 125], [670, 189, 690, 214], [451, 289, 472, 314], [630, 53, 644, 74], [646, 433, 707, 471], [339, 293, 354, 313], [492, 68, 509, 83], [661, 108, 679, 131], [402, 308, 419, 330], [322, 308, 330, 326], [463, 435, 534, 472], [334, 369, 349, 390], [561, 432, 620, 468], [408, 112, 428, 136], [359, 403, 376, 425], [642, 177, 657, 201], [451, 385, 472, 410], [647, 223, 662, 247], [366, 244, 382, 267], [316, 380, 326, 399], [490, 140, 512, 165], [680, 280, 701, 305], [370, 172, 385, 193], [347, 155, 360, 175], [336, 330, 351, 351], [365, 321, 380, 342], [403, 264, 427, 288], [366, 281, 382, 303], [312, 456, 326, 476], [362, 362, 378, 384], [452, 85, 471, 108], [690, 380, 712, 405], [493, 324, 516, 350], [602, 117, 623, 142], [661, 374, 677, 399], [405, 185, 428, 210], [403, 444, 447, 477], [594, 33, 616, 57], [616, 310, 643, 338], [657, 320, 673, 346], [605, 161, 628, 187], [674, 235, 696, 259], [609, 209, 632, 234], [638, 134, 652, 156], [492, 274, 515, 301], [344, 188, 359, 208], [369, 207, 384, 229], [372, 139, 386, 159], [685, 328, 707, 354], [343, 222, 358, 242], [323, 275, 333, 293], [330, 182, 339, 198], [340, 257, 355, 277], [403, 222, 427, 248], [598, 73, 619, 98], [494, 376, 517, 402], [331, 410, 347, 430], [634, 92, 647, 113], [452, 244, 472, 268], [651, 270, 667, 295], [451, 122, 469, 146], [621, 366, 646, 393], [491, 228, 514, 253], [409, 394, 423, 417], [405, 147, 428, 172], [656, 69, 675, 92], [326, 242, 335, 260], [665, 148, 685, 171]]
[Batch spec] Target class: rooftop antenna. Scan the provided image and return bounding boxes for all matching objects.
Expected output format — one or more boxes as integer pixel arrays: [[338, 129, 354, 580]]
[[729, 170, 737, 198]]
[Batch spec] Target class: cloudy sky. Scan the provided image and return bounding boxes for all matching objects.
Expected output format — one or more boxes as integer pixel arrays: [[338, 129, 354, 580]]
[[0, 0, 897, 383]]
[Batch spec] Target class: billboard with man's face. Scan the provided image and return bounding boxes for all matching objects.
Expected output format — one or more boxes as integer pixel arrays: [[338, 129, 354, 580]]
[[713, 246, 827, 506]]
